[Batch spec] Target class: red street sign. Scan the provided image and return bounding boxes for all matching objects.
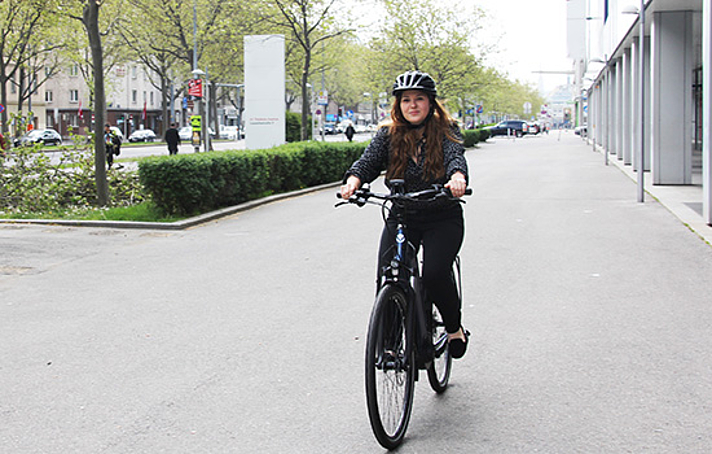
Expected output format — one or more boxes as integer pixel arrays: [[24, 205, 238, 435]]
[[188, 78, 203, 98]]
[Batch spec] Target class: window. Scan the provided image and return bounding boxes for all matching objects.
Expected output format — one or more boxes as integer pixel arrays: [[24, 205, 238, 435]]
[[69, 89, 79, 103], [45, 90, 53, 103], [150, 92, 154, 106], [143, 91, 147, 103], [69, 64, 79, 77], [604, 0, 609, 22], [132, 90, 137, 104], [10, 76, 16, 94], [132, 66, 137, 79]]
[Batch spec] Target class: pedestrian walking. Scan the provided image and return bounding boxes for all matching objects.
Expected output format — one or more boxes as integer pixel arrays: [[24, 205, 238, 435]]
[[165, 122, 180, 155], [344, 122, 355, 142], [104, 123, 122, 169]]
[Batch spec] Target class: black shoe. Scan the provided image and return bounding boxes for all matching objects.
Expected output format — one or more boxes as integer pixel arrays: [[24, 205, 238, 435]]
[[449, 327, 470, 359]]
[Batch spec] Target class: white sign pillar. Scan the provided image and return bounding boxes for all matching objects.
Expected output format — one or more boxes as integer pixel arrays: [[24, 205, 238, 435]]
[[703, 1, 712, 225], [244, 35, 285, 150]]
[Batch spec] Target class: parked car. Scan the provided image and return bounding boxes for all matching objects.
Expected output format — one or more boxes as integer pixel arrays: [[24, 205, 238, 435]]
[[14, 128, 63, 147], [219, 125, 239, 140], [574, 124, 588, 137], [128, 129, 157, 142], [483, 120, 529, 137], [178, 126, 217, 141], [528, 122, 540, 135], [322, 122, 337, 135], [178, 126, 192, 141]]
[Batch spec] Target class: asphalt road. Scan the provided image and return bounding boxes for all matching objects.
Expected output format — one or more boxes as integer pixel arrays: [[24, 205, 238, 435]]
[[2, 132, 712, 453]]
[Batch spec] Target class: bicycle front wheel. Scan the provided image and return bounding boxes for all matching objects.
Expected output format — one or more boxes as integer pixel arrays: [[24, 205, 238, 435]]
[[427, 304, 452, 393], [365, 284, 416, 449]]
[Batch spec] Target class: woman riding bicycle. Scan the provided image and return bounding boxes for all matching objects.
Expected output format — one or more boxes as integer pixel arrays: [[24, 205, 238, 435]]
[[340, 70, 470, 358]]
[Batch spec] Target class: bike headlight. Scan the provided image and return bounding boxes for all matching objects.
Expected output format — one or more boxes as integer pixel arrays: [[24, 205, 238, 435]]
[[390, 260, 399, 276]]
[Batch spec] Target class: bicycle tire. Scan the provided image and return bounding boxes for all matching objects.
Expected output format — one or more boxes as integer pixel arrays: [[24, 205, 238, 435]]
[[427, 304, 452, 393], [365, 284, 416, 449]]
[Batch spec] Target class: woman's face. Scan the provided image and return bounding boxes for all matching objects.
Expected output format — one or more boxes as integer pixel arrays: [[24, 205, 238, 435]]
[[399, 90, 431, 125]]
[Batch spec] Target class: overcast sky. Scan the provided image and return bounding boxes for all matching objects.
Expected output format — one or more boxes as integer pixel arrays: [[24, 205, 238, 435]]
[[351, 0, 573, 97], [473, 0, 572, 95]]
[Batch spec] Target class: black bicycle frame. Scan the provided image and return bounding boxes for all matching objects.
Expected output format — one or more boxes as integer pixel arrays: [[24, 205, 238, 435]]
[[377, 219, 433, 370]]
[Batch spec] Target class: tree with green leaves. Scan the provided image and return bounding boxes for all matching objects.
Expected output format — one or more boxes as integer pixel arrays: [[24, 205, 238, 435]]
[[119, 0, 267, 138], [367, 0, 487, 105], [265, 0, 353, 140], [0, 0, 61, 135]]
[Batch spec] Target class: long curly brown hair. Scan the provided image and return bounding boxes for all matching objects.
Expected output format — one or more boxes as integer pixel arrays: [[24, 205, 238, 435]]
[[384, 92, 460, 181]]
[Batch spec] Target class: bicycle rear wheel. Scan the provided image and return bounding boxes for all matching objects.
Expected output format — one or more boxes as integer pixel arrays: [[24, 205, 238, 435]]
[[365, 284, 416, 449], [427, 304, 452, 393]]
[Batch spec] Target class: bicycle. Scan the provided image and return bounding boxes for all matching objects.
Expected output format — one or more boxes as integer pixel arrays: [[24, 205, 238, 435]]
[[336, 180, 471, 449]]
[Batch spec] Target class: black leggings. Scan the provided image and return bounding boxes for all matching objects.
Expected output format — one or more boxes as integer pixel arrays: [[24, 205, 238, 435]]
[[378, 208, 464, 333]]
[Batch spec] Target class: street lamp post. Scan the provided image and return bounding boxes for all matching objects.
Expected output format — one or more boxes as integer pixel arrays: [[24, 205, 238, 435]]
[[623, 2, 646, 203], [636, 0, 645, 203]]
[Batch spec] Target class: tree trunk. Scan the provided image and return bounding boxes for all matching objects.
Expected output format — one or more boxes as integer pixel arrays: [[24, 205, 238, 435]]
[[84, 0, 109, 206], [17, 67, 25, 127], [211, 82, 219, 145], [301, 51, 311, 141], [161, 74, 169, 135], [0, 61, 8, 135]]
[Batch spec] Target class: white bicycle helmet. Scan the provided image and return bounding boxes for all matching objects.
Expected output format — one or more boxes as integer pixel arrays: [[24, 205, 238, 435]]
[[392, 70, 437, 96]]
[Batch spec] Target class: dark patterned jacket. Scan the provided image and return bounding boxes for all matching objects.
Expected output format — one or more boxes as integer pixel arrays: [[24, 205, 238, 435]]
[[344, 124, 468, 214]]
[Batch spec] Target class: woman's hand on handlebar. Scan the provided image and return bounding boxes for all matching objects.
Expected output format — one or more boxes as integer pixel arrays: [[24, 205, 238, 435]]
[[445, 171, 468, 198], [340, 175, 362, 200]]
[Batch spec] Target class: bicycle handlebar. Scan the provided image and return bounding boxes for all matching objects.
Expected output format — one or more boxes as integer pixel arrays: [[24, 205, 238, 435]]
[[336, 183, 471, 208]]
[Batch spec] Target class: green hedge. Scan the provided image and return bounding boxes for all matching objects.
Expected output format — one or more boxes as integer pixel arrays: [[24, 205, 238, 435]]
[[286, 111, 312, 142], [138, 140, 366, 215], [462, 128, 491, 147]]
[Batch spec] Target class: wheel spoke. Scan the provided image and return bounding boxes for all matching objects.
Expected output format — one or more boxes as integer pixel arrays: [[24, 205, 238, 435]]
[[366, 285, 415, 448]]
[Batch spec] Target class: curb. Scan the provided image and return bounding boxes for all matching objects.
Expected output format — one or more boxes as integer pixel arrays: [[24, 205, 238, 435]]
[[0, 182, 340, 231]]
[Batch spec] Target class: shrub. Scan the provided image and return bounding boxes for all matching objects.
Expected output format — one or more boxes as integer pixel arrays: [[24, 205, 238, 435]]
[[0, 141, 142, 216], [286, 111, 312, 142], [139, 140, 367, 216], [461, 128, 491, 147]]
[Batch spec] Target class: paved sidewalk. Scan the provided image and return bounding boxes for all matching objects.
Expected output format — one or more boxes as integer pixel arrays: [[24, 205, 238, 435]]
[[595, 142, 712, 245]]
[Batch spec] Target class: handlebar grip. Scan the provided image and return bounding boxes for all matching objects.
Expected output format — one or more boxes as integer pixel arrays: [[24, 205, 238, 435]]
[[464, 188, 472, 196], [336, 192, 343, 199]]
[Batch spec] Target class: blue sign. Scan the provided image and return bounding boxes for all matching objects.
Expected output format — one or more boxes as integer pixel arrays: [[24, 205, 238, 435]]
[[476, 104, 483, 114], [346, 110, 354, 118], [182, 97, 188, 109]]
